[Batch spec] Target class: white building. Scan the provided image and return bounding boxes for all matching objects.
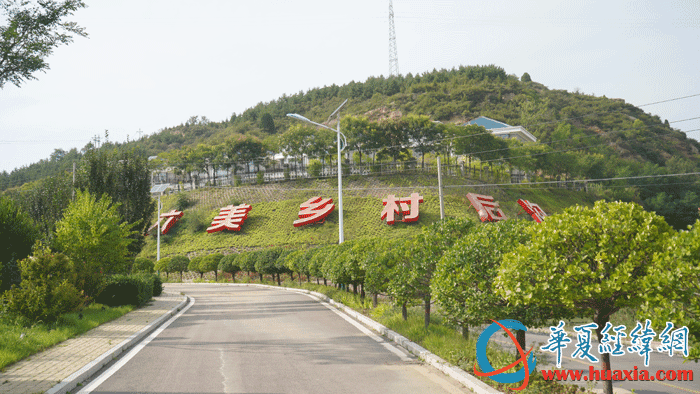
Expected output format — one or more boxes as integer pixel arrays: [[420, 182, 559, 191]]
[[466, 116, 537, 143]]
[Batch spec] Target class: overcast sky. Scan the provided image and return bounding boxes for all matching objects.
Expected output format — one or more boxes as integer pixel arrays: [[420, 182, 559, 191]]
[[1, 0, 699, 173]]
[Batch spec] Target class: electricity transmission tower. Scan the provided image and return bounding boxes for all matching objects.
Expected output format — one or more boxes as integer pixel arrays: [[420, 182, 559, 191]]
[[388, 0, 399, 77]]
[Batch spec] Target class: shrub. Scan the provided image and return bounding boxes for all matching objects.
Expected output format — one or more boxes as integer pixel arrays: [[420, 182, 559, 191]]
[[176, 193, 193, 211], [169, 255, 190, 281], [202, 253, 223, 281], [149, 273, 163, 296], [307, 159, 322, 178], [256, 171, 265, 185], [0, 196, 40, 292], [219, 254, 239, 282], [2, 248, 83, 323], [95, 274, 153, 307], [132, 257, 154, 274], [154, 257, 171, 278], [188, 256, 206, 279]]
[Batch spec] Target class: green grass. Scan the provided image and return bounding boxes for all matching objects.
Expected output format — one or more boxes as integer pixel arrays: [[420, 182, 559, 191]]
[[140, 173, 596, 258], [0, 303, 133, 371]]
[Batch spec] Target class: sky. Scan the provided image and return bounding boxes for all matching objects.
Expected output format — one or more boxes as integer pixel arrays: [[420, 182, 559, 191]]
[[1, 0, 699, 173]]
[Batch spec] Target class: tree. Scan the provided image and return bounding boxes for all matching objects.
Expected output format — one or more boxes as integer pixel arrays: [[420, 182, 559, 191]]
[[260, 113, 276, 133], [521, 72, 531, 82], [218, 254, 240, 282], [0, 0, 87, 88], [169, 255, 189, 281], [53, 190, 137, 298], [496, 201, 674, 394], [188, 256, 206, 279], [132, 257, 154, 274], [201, 253, 223, 281], [154, 257, 171, 279], [77, 149, 156, 256], [0, 195, 40, 292]]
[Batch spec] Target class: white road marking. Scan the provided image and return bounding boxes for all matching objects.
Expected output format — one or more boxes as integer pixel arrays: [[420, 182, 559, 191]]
[[76, 297, 196, 394]]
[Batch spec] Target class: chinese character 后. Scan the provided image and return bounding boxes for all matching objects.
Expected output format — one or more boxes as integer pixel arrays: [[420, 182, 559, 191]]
[[293, 196, 335, 227], [517, 198, 547, 223], [147, 209, 184, 235], [598, 322, 627, 356], [380, 193, 424, 225], [466, 193, 507, 222], [628, 319, 657, 367], [206, 204, 252, 233], [541, 321, 572, 368], [657, 322, 689, 358], [572, 323, 599, 363]]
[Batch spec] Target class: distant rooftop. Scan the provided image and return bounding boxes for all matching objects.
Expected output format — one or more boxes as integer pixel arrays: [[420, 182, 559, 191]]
[[466, 116, 511, 130], [465, 116, 537, 143]]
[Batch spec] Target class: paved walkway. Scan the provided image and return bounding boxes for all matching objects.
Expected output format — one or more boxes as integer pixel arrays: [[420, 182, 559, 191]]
[[0, 290, 184, 394]]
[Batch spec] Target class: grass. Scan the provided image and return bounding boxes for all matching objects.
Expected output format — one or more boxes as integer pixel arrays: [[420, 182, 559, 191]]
[[139, 173, 595, 259], [0, 303, 133, 371]]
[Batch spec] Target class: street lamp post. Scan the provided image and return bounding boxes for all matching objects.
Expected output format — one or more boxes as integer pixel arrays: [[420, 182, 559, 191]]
[[287, 99, 348, 244], [149, 184, 171, 261]]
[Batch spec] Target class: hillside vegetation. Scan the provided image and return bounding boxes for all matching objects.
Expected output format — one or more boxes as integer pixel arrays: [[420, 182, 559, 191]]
[[3, 64, 699, 229]]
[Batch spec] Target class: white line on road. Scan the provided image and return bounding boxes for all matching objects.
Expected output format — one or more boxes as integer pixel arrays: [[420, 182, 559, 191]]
[[76, 296, 196, 394]]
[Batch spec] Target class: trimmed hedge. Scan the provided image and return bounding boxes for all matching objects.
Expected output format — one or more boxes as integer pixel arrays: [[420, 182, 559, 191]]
[[95, 274, 154, 307]]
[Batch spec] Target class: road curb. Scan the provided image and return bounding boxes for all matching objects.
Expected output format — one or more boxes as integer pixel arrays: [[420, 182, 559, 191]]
[[46, 294, 189, 394], [228, 283, 502, 394]]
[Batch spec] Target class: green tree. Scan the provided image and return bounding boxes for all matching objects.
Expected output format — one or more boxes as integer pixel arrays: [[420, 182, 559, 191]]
[[53, 190, 137, 298], [169, 255, 189, 281], [218, 254, 240, 282], [202, 253, 223, 281], [188, 256, 206, 279], [154, 257, 172, 279], [260, 113, 276, 133], [0, 195, 40, 292], [496, 201, 674, 394], [0, 0, 87, 88], [132, 257, 154, 274], [521, 72, 531, 82]]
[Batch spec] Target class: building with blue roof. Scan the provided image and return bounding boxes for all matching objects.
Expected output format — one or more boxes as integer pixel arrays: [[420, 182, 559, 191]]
[[465, 116, 537, 143]]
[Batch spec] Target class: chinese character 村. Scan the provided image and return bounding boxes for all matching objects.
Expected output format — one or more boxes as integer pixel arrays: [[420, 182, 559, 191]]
[[540, 321, 571, 368], [206, 204, 252, 233], [628, 319, 657, 367], [572, 323, 599, 363], [293, 197, 335, 227], [466, 193, 507, 222], [380, 193, 424, 225]]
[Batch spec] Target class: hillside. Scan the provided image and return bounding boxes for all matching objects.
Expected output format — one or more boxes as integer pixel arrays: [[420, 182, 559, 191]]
[[3, 64, 699, 229], [138, 173, 597, 259]]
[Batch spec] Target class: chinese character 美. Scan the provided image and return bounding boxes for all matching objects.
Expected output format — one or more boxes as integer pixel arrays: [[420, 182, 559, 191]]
[[293, 196, 335, 227], [657, 322, 689, 358], [466, 193, 507, 222], [540, 321, 572, 368], [628, 319, 657, 367], [206, 204, 252, 233], [572, 323, 599, 363], [147, 209, 184, 235], [517, 198, 547, 223], [598, 322, 627, 357], [380, 193, 424, 225]]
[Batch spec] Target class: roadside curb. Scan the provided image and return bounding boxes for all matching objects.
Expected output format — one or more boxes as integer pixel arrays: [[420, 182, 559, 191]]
[[228, 283, 502, 394], [46, 294, 189, 394]]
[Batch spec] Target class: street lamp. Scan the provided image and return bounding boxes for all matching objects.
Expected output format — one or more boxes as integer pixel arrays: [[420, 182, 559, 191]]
[[150, 183, 171, 261], [287, 99, 348, 244]]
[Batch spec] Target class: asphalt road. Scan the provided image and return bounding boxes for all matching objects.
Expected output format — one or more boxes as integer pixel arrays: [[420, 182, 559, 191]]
[[78, 284, 471, 394]]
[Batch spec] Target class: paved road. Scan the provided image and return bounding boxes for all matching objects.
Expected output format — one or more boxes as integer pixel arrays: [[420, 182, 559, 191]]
[[79, 284, 471, 394], [492, 328, 700, 394]]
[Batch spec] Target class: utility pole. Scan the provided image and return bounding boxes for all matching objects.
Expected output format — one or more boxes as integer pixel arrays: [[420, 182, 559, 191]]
[[388, 0, 399, 77]]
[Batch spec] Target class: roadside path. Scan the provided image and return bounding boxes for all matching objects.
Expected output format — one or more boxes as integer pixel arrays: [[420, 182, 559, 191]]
[[0, 290, 185, 394]]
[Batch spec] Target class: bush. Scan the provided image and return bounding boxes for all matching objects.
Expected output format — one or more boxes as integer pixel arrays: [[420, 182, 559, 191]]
[[132, 257, 154, 274], [95, 274, 153, 307], [307, 159, 322, 178], [176, 192, 193, 211], [0, 196, 40, 292], [2, 248, 83, 323], [256, 171, 265, 185], [150, 274, 163, 296]]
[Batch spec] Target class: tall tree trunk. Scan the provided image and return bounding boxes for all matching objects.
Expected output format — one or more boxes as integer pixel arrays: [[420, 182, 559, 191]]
[[515, 330, 526, 363], [424, 295, 431, 328], [360, 284, 365, 300], [402, 302, 408, 321], [372, 293, 378, 308], [276, 273, 281, 286], [595, 312, 614, 394], [462, 325, 469, 340]]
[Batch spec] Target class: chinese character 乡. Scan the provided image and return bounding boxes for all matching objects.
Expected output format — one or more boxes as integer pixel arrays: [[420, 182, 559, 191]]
[[147, 209, 184, 235], [466, 193, 507, 222], [381, 193, 424, 225], [541, 321, 571, 368], [207, 204, 252, 233], [293, 197, 335, 227], [517, 198, 547, 223]]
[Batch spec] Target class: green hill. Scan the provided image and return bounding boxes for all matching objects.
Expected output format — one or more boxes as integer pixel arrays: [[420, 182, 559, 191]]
[[139, 173, 597, 259]]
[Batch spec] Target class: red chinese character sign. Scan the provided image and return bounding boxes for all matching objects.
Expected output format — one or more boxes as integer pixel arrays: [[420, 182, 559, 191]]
[[207, 204, 252, 233], [517, 199, 547, 223], [466, 193, 507, 222], [293, 197, 335, 227], [381, 193, 424, 225], [147, 209, 183, 235]]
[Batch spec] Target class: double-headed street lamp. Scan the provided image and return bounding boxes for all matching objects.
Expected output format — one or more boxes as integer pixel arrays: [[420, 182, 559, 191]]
[[287, 99, 348, 244]]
